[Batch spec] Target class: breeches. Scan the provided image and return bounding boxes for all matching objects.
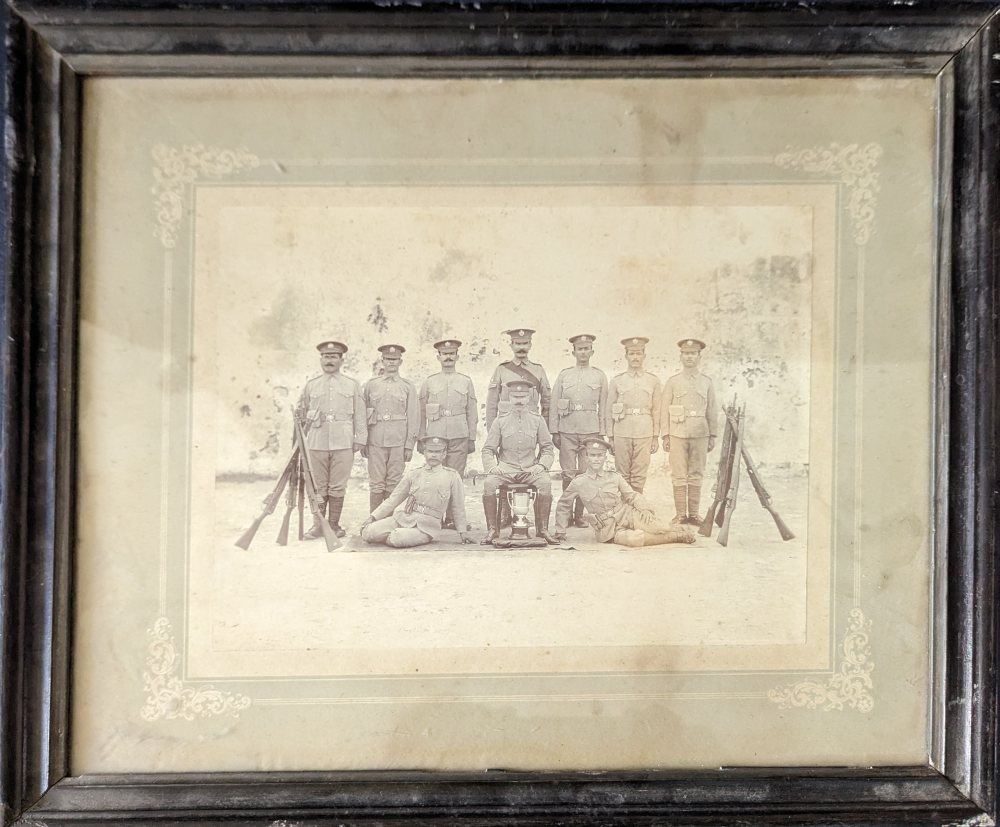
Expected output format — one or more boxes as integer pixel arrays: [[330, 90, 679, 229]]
[[613, 436, 653, 493], [308, 448, 353, 497], [361, 516, 432, 548], [668, 436, 709, 487], [483, 467, 552, 496], [558, 432, 600, 482], [367, 445, 405, 495], [441, 437, 469, 478]]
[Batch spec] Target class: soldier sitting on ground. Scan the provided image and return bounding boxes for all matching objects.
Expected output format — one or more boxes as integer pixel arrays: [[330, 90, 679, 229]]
[[552, 437, 695, 547], [359, 436, 473, 548]]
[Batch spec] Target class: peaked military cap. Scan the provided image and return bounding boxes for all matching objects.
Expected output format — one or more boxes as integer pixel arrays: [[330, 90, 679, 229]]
[[506, 379, 535, 391], [621, 336, 650, 348], [569, 334, 596, 345], [504, 328, 535, 338], [420, 435, 448, 450], [378, 344, 406, 355], [433, 339, 462, 350], [677, 338, 706, 351], [316, 341, 348, 354], [582, 436, 613, 452]]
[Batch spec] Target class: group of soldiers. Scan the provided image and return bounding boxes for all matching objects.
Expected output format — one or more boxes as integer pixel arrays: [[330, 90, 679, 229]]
[[295, 329, 718, 549]]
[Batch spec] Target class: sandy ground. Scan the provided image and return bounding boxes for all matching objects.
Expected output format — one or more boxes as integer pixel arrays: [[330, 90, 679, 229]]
[[207, 458, 811, 667]]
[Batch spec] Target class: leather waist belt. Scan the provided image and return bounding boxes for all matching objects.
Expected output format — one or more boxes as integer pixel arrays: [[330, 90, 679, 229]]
[[625, 408, 651, 415], [378, 413, 408, 421], [408, 502, 443, 519]]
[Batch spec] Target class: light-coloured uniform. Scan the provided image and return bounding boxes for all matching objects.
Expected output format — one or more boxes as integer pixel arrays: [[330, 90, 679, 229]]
[[481, 408, 554, 496], [554, 468, 682, 547], [362, 373, 419, 497], [549, 365, 609, 478], [607, 370, 662, 493], [661, 370, 718, 489], [297, 372, 367, 497], [485, 360, 551, 428], [361, 463, 467, 548], [419, 371, 478, 476]]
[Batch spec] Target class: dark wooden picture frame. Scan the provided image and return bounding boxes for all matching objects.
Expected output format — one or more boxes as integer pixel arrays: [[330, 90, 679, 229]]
[[1, 2, 997, 824]]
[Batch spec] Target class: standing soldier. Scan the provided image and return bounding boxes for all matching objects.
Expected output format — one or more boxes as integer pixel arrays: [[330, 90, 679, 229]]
[[550, 333, 608, 528], [481, 379, 557, 545], [661, 338, 719, 525], [418, 339, 478, 528], [362, 344, 419, 514], [606, 337, 661, 494], [360, 436, 473, 548], [485, 328, 552, 428], [296, 340, 367, 539]]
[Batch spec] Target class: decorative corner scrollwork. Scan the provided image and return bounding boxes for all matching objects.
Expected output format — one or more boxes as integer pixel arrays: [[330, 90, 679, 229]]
[[767, 608, 874, 712], [151, 144, 261, 248], [774, 142, 882, 246], [141, 617, 251, 721]]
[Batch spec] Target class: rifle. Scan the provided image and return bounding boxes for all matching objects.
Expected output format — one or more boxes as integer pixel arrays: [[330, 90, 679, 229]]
[[717, 404, 745, 547], [235, 448, 299, 550], [292, 414, 342, 552], [699, 410, 735, 537], [715, 396, 740, 528], [296, 451, 305, 540], [276, 445, 301, 546], [723, 408, 795, 541]]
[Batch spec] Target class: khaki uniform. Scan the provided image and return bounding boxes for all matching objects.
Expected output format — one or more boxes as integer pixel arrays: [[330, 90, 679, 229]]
[[362, 374, 419, 497], [485, 360, 551, 428], [361, 463, 467, 548], [550, 365, 608, 523], [607, 370, 662, 493], [662, 370, 718, 519], [554, 469, 689, 547], [482, 409, 554, 496], [419, 371, 478, 477], [297, 373, 366, 497]]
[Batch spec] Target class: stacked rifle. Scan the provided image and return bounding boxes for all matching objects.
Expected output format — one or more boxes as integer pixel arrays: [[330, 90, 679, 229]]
[[235, 414, 342, 552], [700, 398, 795, 547]]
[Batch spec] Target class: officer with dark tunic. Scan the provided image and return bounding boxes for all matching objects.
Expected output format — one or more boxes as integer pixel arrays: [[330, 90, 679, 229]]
[[485, 328, 552, 429], [360, 436, 472, 548], [361, 344, 419, 514], [606, 337, 661, 494], [481, 378, 557, 545], [296, 340, 367, 539], [549, 333, 609, 528], [661, 338, 719, 524], [552, 437, 694, 547], [418, 339, 478, 527]]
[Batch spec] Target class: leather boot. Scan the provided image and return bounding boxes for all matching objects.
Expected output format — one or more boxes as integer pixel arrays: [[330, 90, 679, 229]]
[[643, 527, 696, 546], [534, 494, 559, 545], [369, 491, 383, 514], [672, 485, 688, 525], [303, 497, 328, 540], [499, 498, 512, 528], [686, 485, 702, 526], [572, 497, 587, 528], [481, 494, 499, 545], [327, 496, 347, 538]]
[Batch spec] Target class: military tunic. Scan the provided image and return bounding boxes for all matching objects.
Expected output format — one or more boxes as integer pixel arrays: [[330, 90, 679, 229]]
[[662, 370, 718, 488], [297, 372, 367, 497], [419, 371, 478, 477], [361, 463, 467, 548], [607, 370, 662, 493], [485, 360, 551, 428], [362, 373, 419, 496], [481, 408, 554, 496], [549, 365, 609, 494], [554, 469, 675, 544]]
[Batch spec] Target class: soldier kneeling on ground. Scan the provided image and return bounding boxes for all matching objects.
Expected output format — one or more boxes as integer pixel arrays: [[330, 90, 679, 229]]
[[359, 436, 474, 548], [552, 437, 695, 548]]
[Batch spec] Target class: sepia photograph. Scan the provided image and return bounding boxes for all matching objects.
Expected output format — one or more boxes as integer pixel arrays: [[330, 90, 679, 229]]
[[72, 75, 934, 772]]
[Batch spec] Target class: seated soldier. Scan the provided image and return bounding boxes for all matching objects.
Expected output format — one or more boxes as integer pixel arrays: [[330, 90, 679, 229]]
[[481, 378, 557, 545], [360, 436, 473, 548], [552, 437, 695, 547]]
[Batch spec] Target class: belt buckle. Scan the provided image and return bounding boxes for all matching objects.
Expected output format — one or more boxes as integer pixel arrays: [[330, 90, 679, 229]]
[[689, 410, 697, 416], [443, 410, 451, 416], [383, 414, 391, 420], [574, 404, 582, 410]]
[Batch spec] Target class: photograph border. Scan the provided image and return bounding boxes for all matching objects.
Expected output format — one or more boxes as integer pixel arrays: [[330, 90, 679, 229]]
[[1, 2, 997, 824]]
